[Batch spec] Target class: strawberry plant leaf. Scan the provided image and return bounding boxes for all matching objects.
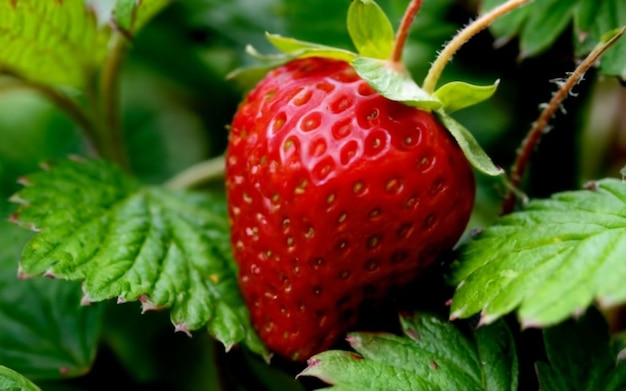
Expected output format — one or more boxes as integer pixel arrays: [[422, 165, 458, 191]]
[[112, 0, 172, 35], [481, 0, 530, 44], [449, 178, 626, 327], [299, 312, 518, 390], [517, 0, 577, 58], [536, 307, 626, 391], [351, 57, 442, 110], [0, 366, 40, 391], [0, 0, 110, 89], [481, 0, 626, 80], [0, 0, 171, 90], [0, 200, 103, 380], [10, 158, 268, 358], [347, 0, 395, 59], [435, 111, 503, 176], [434, 80, 500, 114]]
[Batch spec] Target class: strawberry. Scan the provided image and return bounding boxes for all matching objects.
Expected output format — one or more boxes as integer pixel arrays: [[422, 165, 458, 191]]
[[225, 57, 475, 361]]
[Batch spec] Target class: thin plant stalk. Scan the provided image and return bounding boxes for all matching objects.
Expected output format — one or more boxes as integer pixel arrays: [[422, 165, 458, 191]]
[[164, 155, 226, 189], [422, 0, 532, 94], [389, 0, 423, 65], [501, 27, 626, 215], [98, 34, 131, 171]]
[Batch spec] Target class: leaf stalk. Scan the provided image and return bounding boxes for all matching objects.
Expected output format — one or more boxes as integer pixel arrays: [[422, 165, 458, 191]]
[[389, 0, 423, 65], [422, 0, 532, 94], [164, 155, 226, 189], [501, 27, 626, 215]]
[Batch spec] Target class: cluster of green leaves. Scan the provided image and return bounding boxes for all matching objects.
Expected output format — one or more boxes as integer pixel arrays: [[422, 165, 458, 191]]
[[1, 0, 625, 390], [483, 0, 626, 80]]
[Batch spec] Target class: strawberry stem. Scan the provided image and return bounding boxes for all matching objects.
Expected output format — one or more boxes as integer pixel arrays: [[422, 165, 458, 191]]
[[422, 0, 531, 94], [501, 27, 626, 215], [98, 33, 131, 171], [164, 155, 226, 189], [390, 0, 423, 65]]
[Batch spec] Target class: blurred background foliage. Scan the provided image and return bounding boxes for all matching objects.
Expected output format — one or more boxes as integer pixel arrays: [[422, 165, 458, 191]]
[[0, 0, 624, 389]]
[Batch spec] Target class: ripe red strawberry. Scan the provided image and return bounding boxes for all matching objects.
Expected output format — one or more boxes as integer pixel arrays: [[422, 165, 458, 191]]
[[225, 57, 475, 361]]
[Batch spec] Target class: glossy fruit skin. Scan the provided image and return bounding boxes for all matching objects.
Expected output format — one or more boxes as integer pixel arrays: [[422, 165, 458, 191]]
[[225, 57, 475, 361]]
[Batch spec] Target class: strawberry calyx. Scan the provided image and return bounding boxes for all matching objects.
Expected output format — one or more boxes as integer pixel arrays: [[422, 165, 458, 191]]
[[228, 0, 505, 176]]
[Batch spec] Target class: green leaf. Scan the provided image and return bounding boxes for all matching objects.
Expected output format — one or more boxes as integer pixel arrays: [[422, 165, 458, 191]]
[[351, 57, 442, 110], [0, 0, 170, 89], [112, 0, 137, 32], [474, 319, 519, 391], [597, 27, 626, 81], [435, 111, 503, 176], [10, 158, 267, 358], [537, 307, 626, 391], [449, 178, 626, 327], [518, 0, 577, 57], [112, 0, 173, 35], [347, 0, 395, 59], [481, 0, 530, 44], [434, 80, 500, 114], [578, 2, 626, 80], [0, 200, 102, 380], [0, 0, 110, 89], [481, 0, 626, 80], [299, 312, 517, 390], [0, 366, 40, 391]]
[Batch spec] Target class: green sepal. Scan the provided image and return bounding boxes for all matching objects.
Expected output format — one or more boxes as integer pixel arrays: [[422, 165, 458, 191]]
[[226, 64, 284, 90], [347, 0, 395, 59], [228, 33, 357, 88], [244, 44, 293, 63], [435, 110, 503, 176], [434, 80, 500, 114], [265, 33, 357, 62], [351, 57, 442, 111]]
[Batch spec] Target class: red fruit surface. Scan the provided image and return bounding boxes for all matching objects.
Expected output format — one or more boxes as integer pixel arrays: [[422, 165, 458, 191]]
[[225, 57, 475, 361]]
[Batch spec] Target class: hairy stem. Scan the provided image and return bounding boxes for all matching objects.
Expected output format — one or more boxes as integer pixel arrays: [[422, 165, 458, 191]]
[[389, 0, 423, 64], [501, 27, 626, 215], [164, 155, 226, 189], [422, 0, 531, 93]]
